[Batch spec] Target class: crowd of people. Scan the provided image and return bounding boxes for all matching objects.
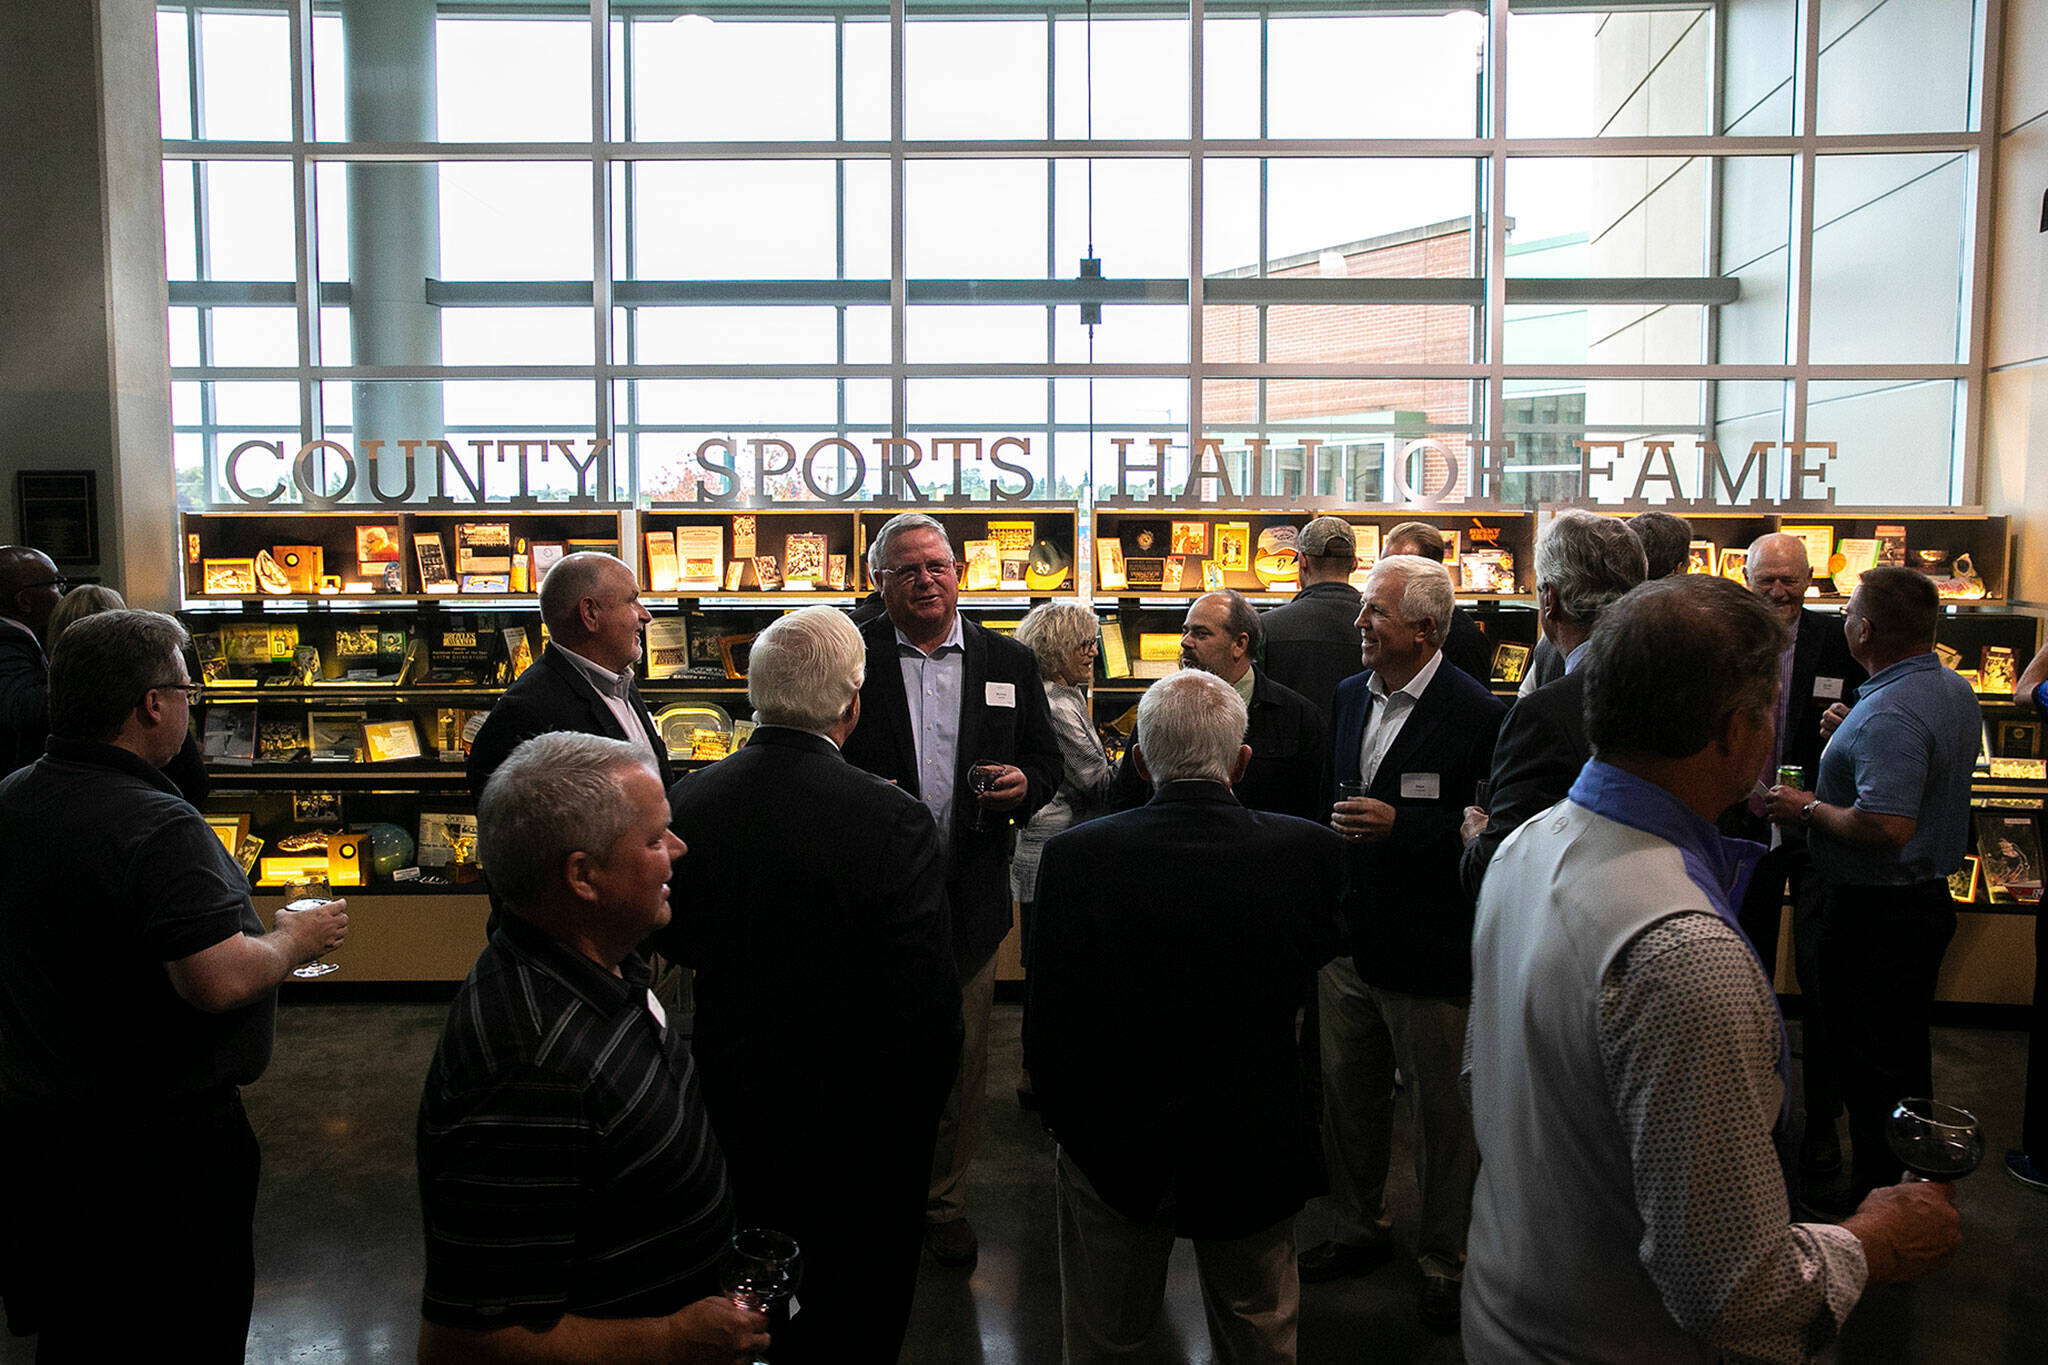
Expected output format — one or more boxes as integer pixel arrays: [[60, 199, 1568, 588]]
[[1, 506, 2042, 1361]]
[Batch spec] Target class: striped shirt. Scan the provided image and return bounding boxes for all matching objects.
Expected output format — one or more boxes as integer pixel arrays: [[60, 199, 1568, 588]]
[[418, 913, 733, 1328]]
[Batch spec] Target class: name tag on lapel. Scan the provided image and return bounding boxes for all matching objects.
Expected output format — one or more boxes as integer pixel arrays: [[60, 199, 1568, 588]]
[[1400, 772, 1441, 800], [1813, 676, 1844, 700], [986, 682, 1016, 708]]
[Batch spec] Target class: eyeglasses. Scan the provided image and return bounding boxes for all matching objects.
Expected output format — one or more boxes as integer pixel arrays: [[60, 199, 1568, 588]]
[[142, 680, 203, 705], [877, 560, 959, 582], [20, 577, 71, 592]]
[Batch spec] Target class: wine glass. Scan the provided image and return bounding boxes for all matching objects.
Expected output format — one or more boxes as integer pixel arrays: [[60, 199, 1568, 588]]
[[282, 874, 342, 979], [1887, 1098, 1984, 1181], [968, 760, 1006, 831], [718, 1227, 802, 1361]]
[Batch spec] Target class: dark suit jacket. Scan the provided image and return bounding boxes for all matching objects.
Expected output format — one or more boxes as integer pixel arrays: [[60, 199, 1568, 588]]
[[0, 619, 48, 778], [839, 613, 1062, 966], [1459, 668, 1587, 903], [1443, 605, 1493, 686], [1109, 668, 1327, 823], [1330, 659, 1505, 996], [466, 644, 674, 802], [1025, 782, 1347, 1240], [655, 726, 960, 1360], [1719, 608, 1867, 843], [1260, 581, 1365, 722]]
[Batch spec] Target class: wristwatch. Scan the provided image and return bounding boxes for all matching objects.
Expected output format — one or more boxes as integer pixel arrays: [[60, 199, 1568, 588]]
[[1801, 800, 1820, 827]]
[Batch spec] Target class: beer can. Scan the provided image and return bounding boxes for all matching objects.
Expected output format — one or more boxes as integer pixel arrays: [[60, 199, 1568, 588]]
[[1776, 764, 1805, 788]]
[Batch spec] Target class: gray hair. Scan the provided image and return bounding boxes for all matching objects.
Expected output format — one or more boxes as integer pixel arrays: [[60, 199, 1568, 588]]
[[49, 609, 189, 743], [1582, 576, 1786, 760], [747, 606, 867, 732], [1366, 555, 1455, 648], [866, 511, 954, 578], [1015, 600, 1100, 682], [1625, 510, 1693, 580], [47, 583, 127, 644], [1136, 669, 1249, 785], [478, 732, 656, 913], [1537, 509, 1648, 627], [538, 551, 632, 638]]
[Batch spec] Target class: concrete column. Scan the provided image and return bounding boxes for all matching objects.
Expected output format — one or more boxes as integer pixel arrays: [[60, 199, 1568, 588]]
[[0, 0, 176, 606], [342, 0, 445, 468]]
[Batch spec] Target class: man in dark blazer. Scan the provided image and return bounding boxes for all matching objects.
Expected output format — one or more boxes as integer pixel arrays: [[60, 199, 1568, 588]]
[[1026, 669, 1346, 1360], [1109, 589, 1326, 821], [1458, 509, 1646, 901], [655, 607, 960, 1363], [466, 551, 674, 802], [1724, 531, 1868, 1179], [839, 512, 1062, 1268], [0, 546, 64, 777], [1315, 555, 1505, 1332], [1260, 516, 1367, 722]]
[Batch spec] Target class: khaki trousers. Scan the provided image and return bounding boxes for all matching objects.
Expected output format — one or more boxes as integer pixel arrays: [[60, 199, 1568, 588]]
[[927, 947, 997, 1224], [1055, 1149, 1299, 1363]]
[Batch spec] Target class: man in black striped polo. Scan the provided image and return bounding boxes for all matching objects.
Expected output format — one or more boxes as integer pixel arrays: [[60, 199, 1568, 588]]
[[416, 731, 768, 1363]]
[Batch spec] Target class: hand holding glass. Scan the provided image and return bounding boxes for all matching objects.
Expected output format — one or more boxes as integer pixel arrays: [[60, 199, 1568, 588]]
[[969, 760, 1006, 831], [281, 875, 342, 979], [1887, 1098, 1984, 1182], [718, 1228, 801, 1364]]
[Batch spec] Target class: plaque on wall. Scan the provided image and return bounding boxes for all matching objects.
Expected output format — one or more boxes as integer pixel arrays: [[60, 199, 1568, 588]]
[[15, 471, 98, 564]]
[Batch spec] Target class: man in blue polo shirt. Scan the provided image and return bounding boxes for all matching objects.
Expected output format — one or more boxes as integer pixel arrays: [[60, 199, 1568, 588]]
[[1766, 566, 1981, 1213]]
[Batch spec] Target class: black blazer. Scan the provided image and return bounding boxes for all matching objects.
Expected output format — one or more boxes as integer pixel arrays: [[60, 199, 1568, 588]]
[[1259, 581, 1365, 723], [1330, 659, 1505, 995], [1443, 605, 1493, 686], [656, 727, 961, 1146], [1459, 668, 1588, 903], [1025, 781, 1346, 1240], [0, 619, 48, 779], [1109, 668, 1327, 823], [466, 644, 674, 802], [1719, 608, 1866, 843], [839, 614, 1062, 966]]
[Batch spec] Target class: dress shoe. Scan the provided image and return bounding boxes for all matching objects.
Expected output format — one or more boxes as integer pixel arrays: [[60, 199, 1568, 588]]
[[926, 1217, 979, 1267], [2006, 1150, 2048, 1193], [1417, 1275, 1462, 1332], [1798, 1130, 1842, 1178], [1297, 1238, 1395, 1283]]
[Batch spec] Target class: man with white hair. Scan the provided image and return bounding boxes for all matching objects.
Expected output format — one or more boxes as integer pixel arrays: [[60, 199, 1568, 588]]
[[418, 731, 767, 1364], [1312, 555, 1505, 1330], [1458, 508, 1647, 902], [655, 607, 961, 1361], [1027, 669, 1346, 1362]]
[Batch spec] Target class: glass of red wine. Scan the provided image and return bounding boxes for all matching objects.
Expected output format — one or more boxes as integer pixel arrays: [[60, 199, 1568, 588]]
[[969, 760, 1005, 831], [718, 1227, 802, 1362], [1887, 1098, 1984, 1182]]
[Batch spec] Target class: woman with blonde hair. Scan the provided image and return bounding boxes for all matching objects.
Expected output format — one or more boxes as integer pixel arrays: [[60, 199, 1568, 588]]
[[1009, 599, 1114, 1106]]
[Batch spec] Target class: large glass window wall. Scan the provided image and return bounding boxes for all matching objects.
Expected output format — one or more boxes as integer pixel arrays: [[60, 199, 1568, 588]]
[[159, 0, 1997, 511]]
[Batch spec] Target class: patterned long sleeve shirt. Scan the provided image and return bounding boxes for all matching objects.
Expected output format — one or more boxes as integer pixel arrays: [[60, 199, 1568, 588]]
[[1600, 912, 1868, 1364]]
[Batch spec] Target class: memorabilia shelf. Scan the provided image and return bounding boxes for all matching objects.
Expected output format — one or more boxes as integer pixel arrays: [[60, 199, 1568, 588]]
[[180, 509, 624, 603], [173, 503, 2027, 992], [1088, 508, 1537, 602]]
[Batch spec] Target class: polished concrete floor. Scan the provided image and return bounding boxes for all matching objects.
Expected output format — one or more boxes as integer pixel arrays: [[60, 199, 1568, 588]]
[[7, 1003, 2044, 1363]]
